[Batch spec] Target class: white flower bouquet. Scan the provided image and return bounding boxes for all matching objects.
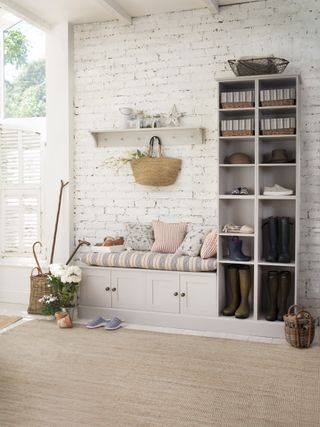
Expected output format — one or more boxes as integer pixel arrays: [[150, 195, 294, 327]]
[[47, 264, 82, 308]]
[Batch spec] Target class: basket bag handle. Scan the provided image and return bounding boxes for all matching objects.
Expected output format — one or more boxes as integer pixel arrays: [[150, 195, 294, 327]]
[[148, 136, 163, 158]]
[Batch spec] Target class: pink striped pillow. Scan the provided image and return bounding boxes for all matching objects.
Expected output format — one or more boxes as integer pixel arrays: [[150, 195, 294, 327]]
[[151, 220, 187, 253], [200, 230, 217, 259]]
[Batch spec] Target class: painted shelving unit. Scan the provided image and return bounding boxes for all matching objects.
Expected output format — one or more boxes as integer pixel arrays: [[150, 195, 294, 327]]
[[90, 127, 204, 147], [217, 74, 300, 334]]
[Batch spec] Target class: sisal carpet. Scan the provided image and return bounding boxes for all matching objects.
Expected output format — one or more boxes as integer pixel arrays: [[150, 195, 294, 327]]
[[0, 315, 22, 330], [0, 321, 319, 427]]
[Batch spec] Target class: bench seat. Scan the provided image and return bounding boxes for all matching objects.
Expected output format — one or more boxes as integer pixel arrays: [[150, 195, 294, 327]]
[[82, 250, 217, 273]]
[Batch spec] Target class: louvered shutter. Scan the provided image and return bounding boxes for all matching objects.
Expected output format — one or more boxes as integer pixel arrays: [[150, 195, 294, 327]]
[[0, 127, 41, 256]]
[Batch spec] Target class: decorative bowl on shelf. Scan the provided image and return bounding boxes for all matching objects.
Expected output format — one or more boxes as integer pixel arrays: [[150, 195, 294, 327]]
[[228, 57, 289, 76]]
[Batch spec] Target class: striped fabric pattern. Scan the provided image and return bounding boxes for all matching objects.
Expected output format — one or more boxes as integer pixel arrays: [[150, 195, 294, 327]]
[[200, 230, 218, 259], [82, 251, 217, 272], [151, 220, 187, 253]]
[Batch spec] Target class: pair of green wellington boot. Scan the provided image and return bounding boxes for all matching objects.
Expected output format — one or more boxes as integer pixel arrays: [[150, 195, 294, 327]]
[[265, 270, 291, 321], [223, 265, 251, 319]]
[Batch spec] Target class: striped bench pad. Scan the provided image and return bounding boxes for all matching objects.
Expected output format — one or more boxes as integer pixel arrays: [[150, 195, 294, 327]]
[[82, 251, 217, 272]]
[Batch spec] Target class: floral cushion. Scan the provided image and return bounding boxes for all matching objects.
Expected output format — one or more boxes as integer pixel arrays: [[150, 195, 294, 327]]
[[124, 223, 154, 251], [175, 228, 210, 257]]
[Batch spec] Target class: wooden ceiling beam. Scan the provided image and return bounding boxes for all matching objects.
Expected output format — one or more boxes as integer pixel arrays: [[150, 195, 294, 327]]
[[95, 0, 132, 24], [0, 0, 51, 31]]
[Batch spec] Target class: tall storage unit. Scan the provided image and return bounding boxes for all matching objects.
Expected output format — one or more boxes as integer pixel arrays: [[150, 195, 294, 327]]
[[217, 75, 300, 330]]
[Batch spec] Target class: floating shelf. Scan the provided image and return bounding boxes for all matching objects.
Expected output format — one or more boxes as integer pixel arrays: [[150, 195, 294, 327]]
[[90, 127, 204, 147]]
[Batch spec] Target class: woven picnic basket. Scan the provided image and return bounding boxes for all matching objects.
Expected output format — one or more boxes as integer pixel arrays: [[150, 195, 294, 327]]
[[28, 268, 50, 314], [284, 304, 316, 348], [130, 136, 181, 186]]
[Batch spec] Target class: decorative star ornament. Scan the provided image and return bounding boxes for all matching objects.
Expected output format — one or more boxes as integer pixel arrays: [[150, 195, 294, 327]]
[[166, 104, 184, 127]]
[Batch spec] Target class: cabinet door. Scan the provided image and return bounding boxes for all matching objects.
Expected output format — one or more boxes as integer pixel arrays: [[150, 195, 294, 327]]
[[147, 272, 180, 313], [111, 270, 147, 311], [79, 269, 111, 308], [180, 274, 217, 317]]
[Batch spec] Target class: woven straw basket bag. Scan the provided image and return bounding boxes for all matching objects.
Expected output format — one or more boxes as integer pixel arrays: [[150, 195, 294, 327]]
[[130, 136, 182, 186], [28, 267, 50, 314], [284, 304, 316, 348]]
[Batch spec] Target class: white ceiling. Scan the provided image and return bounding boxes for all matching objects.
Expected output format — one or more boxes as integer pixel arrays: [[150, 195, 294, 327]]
[[0, 0, 264, 30]]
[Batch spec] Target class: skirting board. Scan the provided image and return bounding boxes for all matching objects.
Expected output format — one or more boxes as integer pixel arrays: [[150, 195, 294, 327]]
[[79, 306, 285, 339]]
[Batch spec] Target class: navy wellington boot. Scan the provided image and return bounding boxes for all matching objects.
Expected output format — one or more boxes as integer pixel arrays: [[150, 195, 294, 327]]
[[228, 237, 251, 262]]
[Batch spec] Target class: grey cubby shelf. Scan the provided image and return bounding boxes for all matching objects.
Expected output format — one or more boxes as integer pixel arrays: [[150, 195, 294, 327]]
[[216, 74, 300, 331], [90, 127, 204, 147]]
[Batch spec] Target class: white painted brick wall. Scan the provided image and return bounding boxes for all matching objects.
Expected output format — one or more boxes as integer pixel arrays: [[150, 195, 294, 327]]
[[73, 0, 320, 313]]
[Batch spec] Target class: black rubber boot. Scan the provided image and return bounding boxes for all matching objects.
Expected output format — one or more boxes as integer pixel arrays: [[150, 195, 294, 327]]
[[235, 265, 251, 319], [277, 270, 291, 321], [265, 271, 279, 321], [222, 265, 240, 316], [263, 216, 279, 262], [228, 237, 251, 261], [278, 217, 291, 263]]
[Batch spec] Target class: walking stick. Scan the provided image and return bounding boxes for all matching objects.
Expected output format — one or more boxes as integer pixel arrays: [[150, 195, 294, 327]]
[[50, 180, 69, 264], [66, 240, 91, 265]]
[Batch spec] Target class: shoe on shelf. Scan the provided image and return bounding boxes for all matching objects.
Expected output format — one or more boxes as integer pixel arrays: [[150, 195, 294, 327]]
[[231, 186, 249, 195], [105, 317, 125, 330], [263, 184, 293, 196], [86, 316, 109, 329], [222, 224, 254, 234]]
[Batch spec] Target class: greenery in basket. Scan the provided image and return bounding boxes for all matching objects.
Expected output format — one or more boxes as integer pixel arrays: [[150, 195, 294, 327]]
[[39, 294, 61, 316], [41, 264, 82, 311], [104, 148, 147, 170]]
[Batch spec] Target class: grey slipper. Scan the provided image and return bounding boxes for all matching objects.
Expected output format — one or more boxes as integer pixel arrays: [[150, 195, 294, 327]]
[[105, 317, 125, 330], [86, 316, 109, 329]]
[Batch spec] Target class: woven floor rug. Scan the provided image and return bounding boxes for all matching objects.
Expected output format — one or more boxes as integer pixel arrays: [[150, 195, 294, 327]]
[[0, 321, 319, 427], [0, 315, 22, 330]]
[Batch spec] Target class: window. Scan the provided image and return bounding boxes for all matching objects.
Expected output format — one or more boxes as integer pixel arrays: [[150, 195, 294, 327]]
[[0, 16, 45, 258], [0, 127, 42, 256]]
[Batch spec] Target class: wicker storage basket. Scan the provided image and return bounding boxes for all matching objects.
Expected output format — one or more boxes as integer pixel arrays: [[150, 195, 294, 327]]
[[27, 268, 50, 314], [284, 304, 316, 349], [261, 99, 295, 107], [261, 128, 295, 135], [222, 130, 254, 137], [130, 136, 181, 186], [221, 102, 254, 109]]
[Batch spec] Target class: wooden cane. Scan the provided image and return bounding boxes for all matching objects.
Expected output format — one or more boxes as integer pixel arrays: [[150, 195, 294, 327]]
[[66, 240, 91, 265], [50, 180, 69, 264]]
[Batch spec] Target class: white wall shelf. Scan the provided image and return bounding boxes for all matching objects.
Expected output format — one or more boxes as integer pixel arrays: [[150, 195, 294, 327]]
[[90, 127, 204, 147]]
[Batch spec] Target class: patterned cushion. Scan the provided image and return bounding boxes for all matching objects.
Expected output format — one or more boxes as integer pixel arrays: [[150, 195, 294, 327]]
[[175, 228, 210, 257], [124, 223, 154, 251], [151, 220, 187, 253], [82, 251, 216, 272], [200, 230, 218, 259]]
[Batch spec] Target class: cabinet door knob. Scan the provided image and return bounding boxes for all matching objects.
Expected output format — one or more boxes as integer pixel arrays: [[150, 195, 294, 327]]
[[180, 292, 186, 297], [112, 288, 117, 292], [173, 292, 178, 296], [105, 287, 110, 291]]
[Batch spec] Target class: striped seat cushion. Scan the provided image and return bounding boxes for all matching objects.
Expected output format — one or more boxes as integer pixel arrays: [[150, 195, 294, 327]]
[[82, 251, 217, 272]]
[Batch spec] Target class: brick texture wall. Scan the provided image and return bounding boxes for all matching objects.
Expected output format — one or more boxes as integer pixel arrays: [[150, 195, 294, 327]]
[[74, 0, 320, 313]]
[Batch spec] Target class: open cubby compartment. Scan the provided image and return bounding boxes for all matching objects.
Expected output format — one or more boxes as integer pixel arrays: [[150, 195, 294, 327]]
[[220, 166, 255, 195], [218, 263, 254, 318], [258, 136, 296, 164], [219, 80, 255, 108], [259, 165, 296, 195], [219, 235, 254, 261], [259, 109, 296, 135], [258, 265, 295, 321], [219, 138, 255, 164], [219, 199, 255, 232], [259, 77, 297, 106], [258, 199, 296, 263]]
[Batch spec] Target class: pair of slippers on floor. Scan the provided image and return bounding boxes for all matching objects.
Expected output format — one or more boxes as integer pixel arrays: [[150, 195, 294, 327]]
[[86, 316, 124, 330]]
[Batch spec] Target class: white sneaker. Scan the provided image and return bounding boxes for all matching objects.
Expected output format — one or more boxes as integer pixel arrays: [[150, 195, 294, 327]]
[[263, 184, 293, 196]]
